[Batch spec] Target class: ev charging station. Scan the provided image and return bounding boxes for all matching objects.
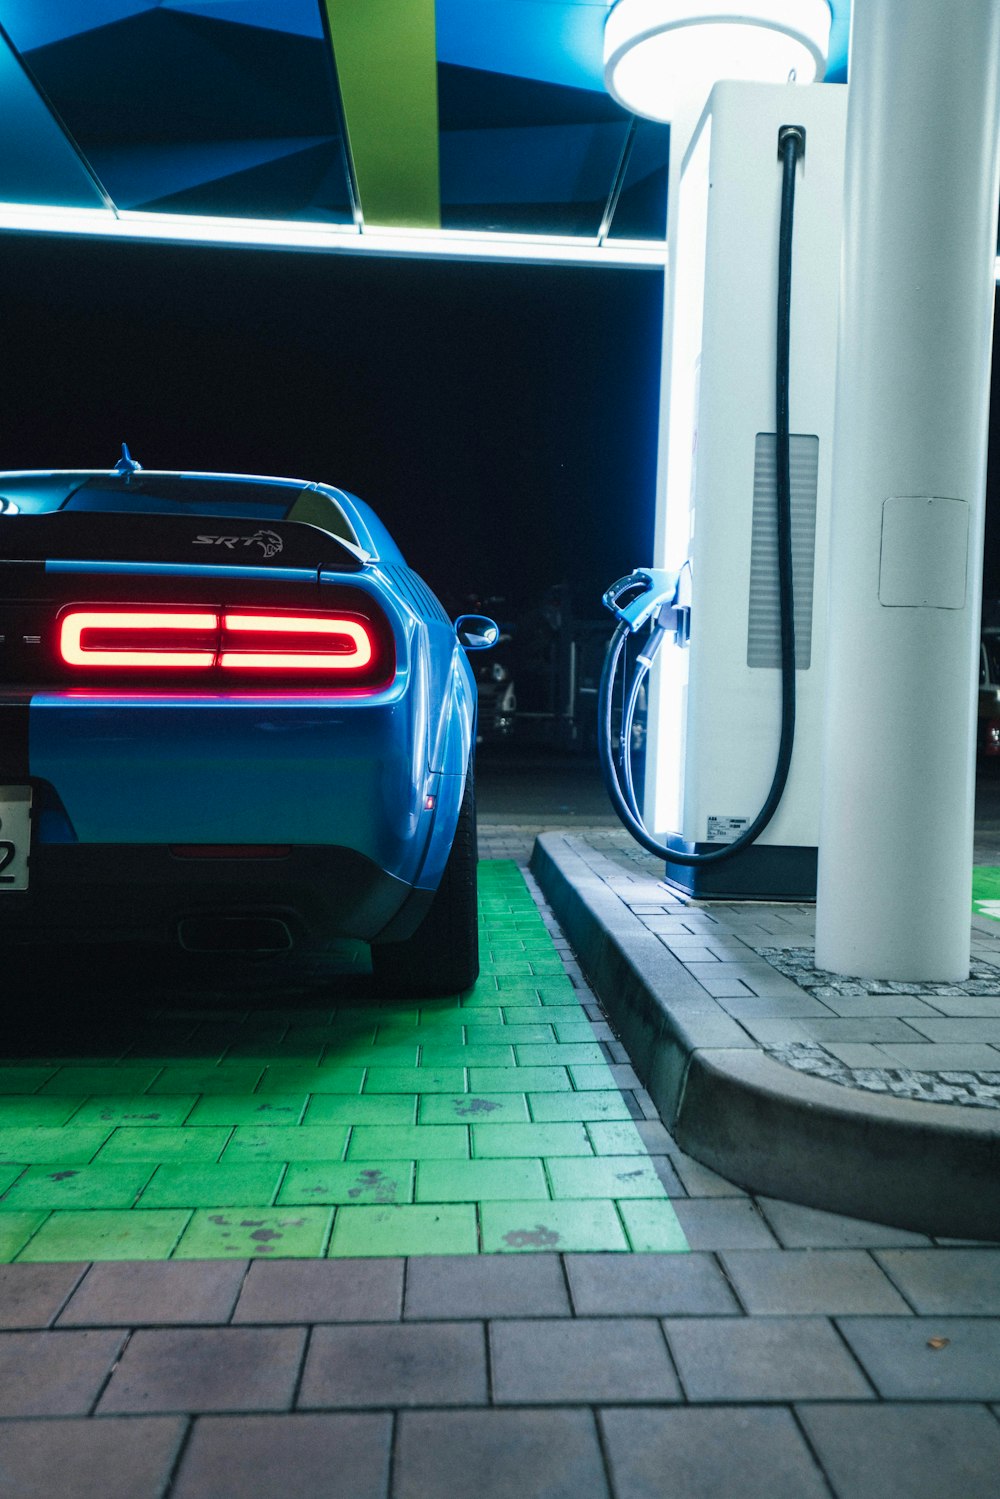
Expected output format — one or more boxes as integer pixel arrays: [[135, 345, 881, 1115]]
[[599, 0, 1000, 983], [645, 79, 846, 900]]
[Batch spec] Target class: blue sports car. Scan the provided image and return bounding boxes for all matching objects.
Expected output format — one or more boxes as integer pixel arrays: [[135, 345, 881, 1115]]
[[0, 449, 496, 994]]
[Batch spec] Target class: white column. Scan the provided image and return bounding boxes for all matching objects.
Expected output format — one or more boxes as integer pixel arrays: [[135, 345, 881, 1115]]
[[815, 0, 1000, 980]]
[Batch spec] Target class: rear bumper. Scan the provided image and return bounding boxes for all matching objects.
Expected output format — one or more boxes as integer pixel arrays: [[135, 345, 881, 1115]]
[[0, 843, 433, 947]]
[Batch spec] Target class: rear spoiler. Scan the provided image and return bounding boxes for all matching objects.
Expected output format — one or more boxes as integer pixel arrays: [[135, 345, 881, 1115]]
[[0, 512, 367, 571]]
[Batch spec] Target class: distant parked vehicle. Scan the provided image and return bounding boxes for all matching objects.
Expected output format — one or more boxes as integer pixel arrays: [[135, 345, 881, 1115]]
[[979, 628, 1000, 758]]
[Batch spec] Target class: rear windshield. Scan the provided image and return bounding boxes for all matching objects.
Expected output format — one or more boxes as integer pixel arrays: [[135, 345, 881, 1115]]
[[63, 476, 305, 521]]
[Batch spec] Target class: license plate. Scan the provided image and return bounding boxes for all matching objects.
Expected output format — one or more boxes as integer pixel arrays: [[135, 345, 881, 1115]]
[[0, 786, 31, 892]]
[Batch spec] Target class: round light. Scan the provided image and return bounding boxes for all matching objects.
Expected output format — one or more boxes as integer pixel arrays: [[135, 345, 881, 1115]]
[[604, 0, 832, 123]]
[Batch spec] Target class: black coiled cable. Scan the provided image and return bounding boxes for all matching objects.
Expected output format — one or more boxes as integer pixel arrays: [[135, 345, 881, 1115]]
[[598, 125, 804, 865]]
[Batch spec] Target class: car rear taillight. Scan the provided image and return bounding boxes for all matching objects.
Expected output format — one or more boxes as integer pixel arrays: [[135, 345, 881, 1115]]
[[60, 611, 218, 668], [57, 605, 393, 688], [219, 613, 373, 671]]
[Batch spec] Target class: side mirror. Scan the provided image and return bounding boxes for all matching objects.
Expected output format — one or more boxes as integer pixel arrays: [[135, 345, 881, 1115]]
[[455, 614, 499, 651]]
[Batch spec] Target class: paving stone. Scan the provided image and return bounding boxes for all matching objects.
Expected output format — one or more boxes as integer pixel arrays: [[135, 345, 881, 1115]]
[[345, 1126, 468, 1160], [39, 1069, 162, 1096], [185, 1094, 309, 1126], [565, 1253, 738, 1315], [670, 1200, 778, 1249], [303, 1095, 417, 1126], [600, 1406, 830, 1499], [0, 1069, 58, 1094], [836, 1317, 1000, 1398], [820, 1043, 899, 1067], [364, 1068, 466, 1094], [69, 1096, 199, 1127], [147, 1066, 264, 1095], [17, 1210, 191, 1262], [491, 1316, 679, 1403], [664, 1314, 873, 1401], [171, 1413, 392, 1499], [97, 1127, 231, 1163], [873, 1248, 1000, 1313], [469, 1066, 570, 1092], [0, 1262, 87, 1328], [0, 1328, 125, 1415], [877, 1044, 1000, 1071], [528, 1092, 632, 1122], [0, 1213, 49, 1262], [416, 1158, 549, 1201], [798, 1403, 1000, 1499], [721, 1249, 914, 1314], [278, 1160, 414, 1206], [0, 1416, 186, 1499], [59, 1259, 247, 1325], [516, 1042, 605, 1066], [261, 1067, 366, 1094], [0, 1098, 91, 1126], [616, 1200, 690, 1252], [404, 1253, 571, 1319], [233, 1257, 403, 1322], [819, 996, 942, 1018], [174, 1207, 333, 1259], [583, 1120, 654, 1155], [328, 1204, 478, 1257], [299, 1321, 487, 1408], [471, 1122, 591, 1157], [418, 1044, 516, 1067], [757, 1198, 933, 1249], [1, 1163, 155, 1211], [394, 1409, 609, 1499], [0, 1127, 113, 1163], [98, 1326, 307, 1413], [666, 1150, 746, 1197], [138, 1161, 284, 1208], [221, 1126, 350, 1162], [546, 1155, 667, 1199], [419, 1094, 530, 1124], [905, 1019, 1000, 1043], [481, 1199, 628, 1253]]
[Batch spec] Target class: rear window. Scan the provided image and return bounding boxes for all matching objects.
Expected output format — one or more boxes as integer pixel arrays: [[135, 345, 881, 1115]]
[[63, 476, 305, 520]]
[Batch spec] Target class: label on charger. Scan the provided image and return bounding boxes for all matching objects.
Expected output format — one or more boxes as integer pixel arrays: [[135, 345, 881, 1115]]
[[707, 816, 749, 843]]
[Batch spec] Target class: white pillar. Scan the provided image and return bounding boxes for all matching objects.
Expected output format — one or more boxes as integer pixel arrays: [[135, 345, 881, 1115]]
[[815, 0, 1000, 980]]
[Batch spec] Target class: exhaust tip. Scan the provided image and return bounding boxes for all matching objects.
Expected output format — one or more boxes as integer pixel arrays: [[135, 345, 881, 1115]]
[[177, 915, 294, 954]]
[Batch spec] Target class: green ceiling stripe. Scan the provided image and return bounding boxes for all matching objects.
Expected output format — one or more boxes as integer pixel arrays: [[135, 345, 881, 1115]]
[[324, 0, 441, 230]]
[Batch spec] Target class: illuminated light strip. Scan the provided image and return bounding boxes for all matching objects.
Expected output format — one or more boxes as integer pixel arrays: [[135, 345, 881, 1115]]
[[220, 613, 373, 670], [60, 610, 217, 667], [0, 202, 669, 270]]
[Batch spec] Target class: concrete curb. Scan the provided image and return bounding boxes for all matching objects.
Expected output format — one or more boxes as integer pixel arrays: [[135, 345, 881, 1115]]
[[531, 831, 1000, 1241]]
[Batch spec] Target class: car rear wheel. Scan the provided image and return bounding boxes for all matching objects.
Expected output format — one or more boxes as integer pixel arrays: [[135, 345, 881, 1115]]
[[372, 768, 479, 996]]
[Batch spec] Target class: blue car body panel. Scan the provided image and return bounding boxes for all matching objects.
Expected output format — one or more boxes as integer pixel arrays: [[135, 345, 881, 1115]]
[[0, 467, 480, 944]]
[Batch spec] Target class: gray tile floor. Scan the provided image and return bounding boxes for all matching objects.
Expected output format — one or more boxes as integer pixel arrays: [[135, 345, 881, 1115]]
[[2, 798, 1000, 1495]]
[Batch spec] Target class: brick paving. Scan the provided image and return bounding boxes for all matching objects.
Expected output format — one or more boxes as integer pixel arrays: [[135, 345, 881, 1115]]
[[1, 804, 1000, 1492]]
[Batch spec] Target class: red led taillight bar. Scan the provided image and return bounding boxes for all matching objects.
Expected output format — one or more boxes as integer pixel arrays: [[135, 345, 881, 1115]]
[[220, 613, 373, 670], [57, 608, 389, 682], [60, 610, 218, 668]]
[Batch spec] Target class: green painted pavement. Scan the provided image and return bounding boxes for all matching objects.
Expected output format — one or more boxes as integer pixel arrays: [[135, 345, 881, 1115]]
[[0, 862, 687, 1259], [973, 866, 1000, 922]]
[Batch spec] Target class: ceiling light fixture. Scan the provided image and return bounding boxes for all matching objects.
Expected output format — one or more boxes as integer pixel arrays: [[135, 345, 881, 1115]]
[[0, 201, 670, 270], [604, 0, 833, 123]]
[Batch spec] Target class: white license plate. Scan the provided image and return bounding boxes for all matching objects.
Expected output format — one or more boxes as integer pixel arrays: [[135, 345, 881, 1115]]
[[0, 786, 31, 892]]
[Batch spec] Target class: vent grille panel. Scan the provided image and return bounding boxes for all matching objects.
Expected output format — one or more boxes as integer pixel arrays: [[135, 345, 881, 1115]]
[[747, 432, 819, 670]]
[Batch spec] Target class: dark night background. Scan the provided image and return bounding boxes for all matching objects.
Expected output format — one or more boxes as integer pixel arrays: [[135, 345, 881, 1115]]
[[0, 233, 998, 612], [0, 235, 663, 618]]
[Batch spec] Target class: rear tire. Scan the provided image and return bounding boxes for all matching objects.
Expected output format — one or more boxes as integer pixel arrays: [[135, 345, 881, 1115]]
[[372, 769, 479, 996]]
